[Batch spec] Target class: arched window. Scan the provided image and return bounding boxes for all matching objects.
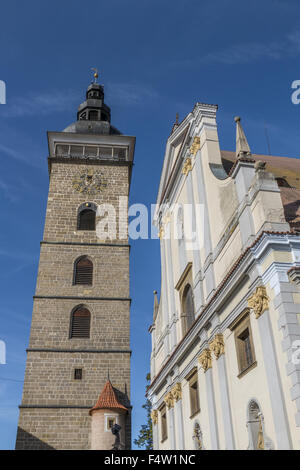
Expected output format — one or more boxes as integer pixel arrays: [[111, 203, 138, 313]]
[[77, 203, 96, 231], [70, 306, 91, 338], [275, 177, 290, 188], [74, 256, 93, 285], [182, 284, 195, 333]]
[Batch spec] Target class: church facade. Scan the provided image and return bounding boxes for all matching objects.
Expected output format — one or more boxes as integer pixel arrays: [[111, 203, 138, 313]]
[[147, 103, 300, 449], [16, 78, 135, 449]]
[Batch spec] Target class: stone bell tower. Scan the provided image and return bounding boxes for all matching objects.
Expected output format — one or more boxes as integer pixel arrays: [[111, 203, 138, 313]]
[[15, 73, 135, 450]]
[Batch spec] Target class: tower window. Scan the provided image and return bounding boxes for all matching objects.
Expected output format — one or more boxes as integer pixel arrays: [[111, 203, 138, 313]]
[[70, 307, 91, 338], [78, 204, 96, 231], [74, 256, 93, 285], [89, 110, 98, 121], [74, 368, 82, 380]]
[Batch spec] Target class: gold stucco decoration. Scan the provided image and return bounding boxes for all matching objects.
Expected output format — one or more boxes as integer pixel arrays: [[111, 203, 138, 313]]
[[151, 409, 158, 425], [209, 334, 225, 360], [182, 157, 192, 175], [171, 383, 182, 402], [164, 391, 174, 409], [190, 136, 200, 156], [247, 286, 269, 319], [257, 416, 265, 450], [198, 348, 212, 372], [162, 212, 171, 225], [158, 225, 165, 240]]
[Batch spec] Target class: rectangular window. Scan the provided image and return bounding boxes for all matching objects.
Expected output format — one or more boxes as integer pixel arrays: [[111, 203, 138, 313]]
[[160, 405, 168, 442], [189, 372, 200, 417], [106, 416, 116, 431], [74, 368, 82, 380], [231, 311, 256, 377]]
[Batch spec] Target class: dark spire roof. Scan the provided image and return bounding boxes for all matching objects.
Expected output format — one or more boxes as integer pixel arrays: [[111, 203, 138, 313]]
[[63, 79, 121, 135]]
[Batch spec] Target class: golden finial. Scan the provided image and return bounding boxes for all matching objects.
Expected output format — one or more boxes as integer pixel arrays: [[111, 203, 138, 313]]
[[175, 112, 179, 124], [91, 67, 99, 83]]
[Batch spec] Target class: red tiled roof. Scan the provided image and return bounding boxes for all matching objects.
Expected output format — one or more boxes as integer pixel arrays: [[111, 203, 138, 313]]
[[89, 380, 128, 415]]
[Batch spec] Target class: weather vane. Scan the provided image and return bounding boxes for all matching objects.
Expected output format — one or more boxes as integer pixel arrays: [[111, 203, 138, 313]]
[[91, 67, 99, 83]]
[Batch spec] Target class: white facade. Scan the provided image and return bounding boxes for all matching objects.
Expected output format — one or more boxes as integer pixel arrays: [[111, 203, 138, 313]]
[[147, 103, 300, 450]]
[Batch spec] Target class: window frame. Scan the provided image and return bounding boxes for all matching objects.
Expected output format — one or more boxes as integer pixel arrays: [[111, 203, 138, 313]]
[[231, 310, 257, 378], [159, 404, 168, 443], [188, 370, 200, 418], [77, 202, 97, 231], [73, 256, 93, 286], [69, 305, 91, 339]]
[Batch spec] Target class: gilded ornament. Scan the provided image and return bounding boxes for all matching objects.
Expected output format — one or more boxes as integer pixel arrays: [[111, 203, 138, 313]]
[[209, 334, 225, 360], [72, 170, 107, 195], [171, 383, 182, 402], [182, 157, 192, 175], [158, 225, 165, 240], [151, 409, 158, 425], [198, 348, 212, 372], [257, 416, 265, 450], [190, 136, 200, 156], [164, 391, 174, 409], [248, 286, 269, 319]]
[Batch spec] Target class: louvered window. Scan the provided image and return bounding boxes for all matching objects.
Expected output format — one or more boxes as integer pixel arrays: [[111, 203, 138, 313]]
[[78, 209, 96, 231], [74, 257, 93, 285], [70, 307, 91, 338]]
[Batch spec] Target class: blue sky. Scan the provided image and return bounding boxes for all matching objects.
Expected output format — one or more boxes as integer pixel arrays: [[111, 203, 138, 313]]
[[0, 0, 300, 450]]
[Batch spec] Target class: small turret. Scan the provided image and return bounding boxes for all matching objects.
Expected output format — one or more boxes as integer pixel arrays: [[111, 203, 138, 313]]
[[234, 116, 251, 159], [89, 380, 128, 450]]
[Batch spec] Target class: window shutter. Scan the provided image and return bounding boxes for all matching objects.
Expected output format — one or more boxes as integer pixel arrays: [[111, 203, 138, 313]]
[[78, 209, 96, 231], [74, 258, 93, 285], [71, 308, 91, 338]]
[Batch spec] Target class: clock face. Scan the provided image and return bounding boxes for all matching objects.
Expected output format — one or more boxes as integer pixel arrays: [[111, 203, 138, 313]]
[[72, 170, 107, 195]]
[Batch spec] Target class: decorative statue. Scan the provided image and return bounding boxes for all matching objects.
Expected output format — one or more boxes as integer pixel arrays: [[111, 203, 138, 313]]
[[111, 423, 122, 450], [193, 422, 203, 450]]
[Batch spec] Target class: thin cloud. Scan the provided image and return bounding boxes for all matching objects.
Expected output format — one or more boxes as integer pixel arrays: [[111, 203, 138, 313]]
[[1, 89, 79, 118], [171, 29, 300, 67], [0, 84, 158, 118], [0, 140, 45, 169], [0, 178, 19, 203], [106, 83, 159, 106], [0, 250, 36, 262]]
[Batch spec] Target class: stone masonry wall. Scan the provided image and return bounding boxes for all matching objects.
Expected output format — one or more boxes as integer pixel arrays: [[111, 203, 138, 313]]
[[16, 156, 132, 450]]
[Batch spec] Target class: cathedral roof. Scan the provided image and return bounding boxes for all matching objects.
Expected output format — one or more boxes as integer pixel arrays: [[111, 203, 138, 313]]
[[221, 150, 300, 231], [89, 380, 128, 415]]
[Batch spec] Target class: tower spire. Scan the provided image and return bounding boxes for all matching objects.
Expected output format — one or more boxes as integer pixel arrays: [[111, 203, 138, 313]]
[[234, 116, 251, 159], [153, 290, 159, 322]]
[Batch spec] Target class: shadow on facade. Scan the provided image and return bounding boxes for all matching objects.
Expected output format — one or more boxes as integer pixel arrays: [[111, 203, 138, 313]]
[[15, 427, 55, 450]]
